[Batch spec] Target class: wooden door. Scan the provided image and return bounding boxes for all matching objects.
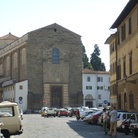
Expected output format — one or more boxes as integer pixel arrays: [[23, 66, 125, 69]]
[[51, 86, 62, 108]]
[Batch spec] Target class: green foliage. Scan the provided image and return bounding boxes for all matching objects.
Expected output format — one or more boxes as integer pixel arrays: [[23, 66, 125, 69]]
[[90, 44, 106, 71], [82, 45, 93, 70]]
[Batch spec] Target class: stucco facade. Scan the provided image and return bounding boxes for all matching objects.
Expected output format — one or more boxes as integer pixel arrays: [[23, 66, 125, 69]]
[[82, 69, 110, 108], [105, 0, 138, 112]]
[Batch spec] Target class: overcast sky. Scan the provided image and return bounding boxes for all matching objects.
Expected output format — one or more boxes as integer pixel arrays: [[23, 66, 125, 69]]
[[0, 0, 129, 71]]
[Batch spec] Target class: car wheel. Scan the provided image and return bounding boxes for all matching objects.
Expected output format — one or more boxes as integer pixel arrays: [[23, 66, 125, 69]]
[[134, 130, 138, 136], [2, 130, 10, 138]]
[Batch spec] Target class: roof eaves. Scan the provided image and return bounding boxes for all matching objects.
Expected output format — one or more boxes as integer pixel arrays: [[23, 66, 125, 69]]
[[110, 0, 138, 29]]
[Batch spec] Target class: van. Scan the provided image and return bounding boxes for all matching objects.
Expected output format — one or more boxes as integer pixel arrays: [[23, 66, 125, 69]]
[[0, 101, 23, 138], [117, 111, 138, 130]]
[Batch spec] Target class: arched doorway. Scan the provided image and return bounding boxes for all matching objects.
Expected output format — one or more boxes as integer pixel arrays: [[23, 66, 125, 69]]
[[85, 94, 93, 108]]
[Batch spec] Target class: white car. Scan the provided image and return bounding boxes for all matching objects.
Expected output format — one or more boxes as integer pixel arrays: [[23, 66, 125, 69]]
[[117, 111, 138, 130], [84, 112, 94, 122]]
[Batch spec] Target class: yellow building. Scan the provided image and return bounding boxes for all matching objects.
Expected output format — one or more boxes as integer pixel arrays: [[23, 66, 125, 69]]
[[105, 0, 138, 112]]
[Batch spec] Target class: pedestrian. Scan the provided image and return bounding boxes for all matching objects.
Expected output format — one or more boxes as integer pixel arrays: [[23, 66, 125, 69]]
[[76, 109, 80, 120], [103, 108, 108, 135], [109, 106, 118, 137]]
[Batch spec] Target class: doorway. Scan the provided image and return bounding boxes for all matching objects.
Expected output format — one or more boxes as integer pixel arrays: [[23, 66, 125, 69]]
[[51, 86, 62, 108]]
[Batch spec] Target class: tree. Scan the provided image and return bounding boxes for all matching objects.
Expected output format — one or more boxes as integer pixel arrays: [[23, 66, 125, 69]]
[[90, 44, 106, 71], [82, 45, 93, 69]]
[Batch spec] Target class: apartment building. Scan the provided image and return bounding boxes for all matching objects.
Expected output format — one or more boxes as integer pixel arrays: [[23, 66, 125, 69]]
[[82, 69, 110, 108], [105, 0, 138, 112]]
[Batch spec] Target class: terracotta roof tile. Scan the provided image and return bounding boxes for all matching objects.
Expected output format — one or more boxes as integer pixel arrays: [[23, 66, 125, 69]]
[[82, 68, 110, 74]]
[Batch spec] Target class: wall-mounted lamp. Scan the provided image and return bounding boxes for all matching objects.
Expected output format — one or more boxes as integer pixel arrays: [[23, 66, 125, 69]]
[[124, 75, 137, 84]]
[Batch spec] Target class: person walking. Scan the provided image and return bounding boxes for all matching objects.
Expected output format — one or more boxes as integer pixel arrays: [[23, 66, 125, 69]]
[[109, 106, 118, 137], [103, 108, 108, 135], [76, 109, 80, 120]]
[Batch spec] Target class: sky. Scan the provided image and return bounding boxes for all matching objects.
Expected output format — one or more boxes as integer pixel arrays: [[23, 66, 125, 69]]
[[0, 0, 129, 71]]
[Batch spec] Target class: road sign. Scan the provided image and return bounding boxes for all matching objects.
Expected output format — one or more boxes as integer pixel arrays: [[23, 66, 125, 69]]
[[42, 98, 46, 103]]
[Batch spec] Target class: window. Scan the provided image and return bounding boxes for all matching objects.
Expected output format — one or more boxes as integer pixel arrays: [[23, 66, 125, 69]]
[[0, 63, 3, 76], [98, 95, 101, 99], [121, 24, 126, 41], [128, 17, 132, 35], [52, 48, 59, 64], [129, 52, 132, 75], [129, 94, 134, 110], [6, 56, 10, 76], [86, 86, 92, 90], [19, 85, 23, 90], [117, 60, 121, 80], [97, 77, 103, 82], [117, 30, 120, 45], [87, 76, 90, 82], [0, 106, 14, 117], [97, 86, 103, 90], [22, 48, 26, 65], [137, 9, 138, 26], [123, 56, 126, 77], [14, 53, 17, 68]]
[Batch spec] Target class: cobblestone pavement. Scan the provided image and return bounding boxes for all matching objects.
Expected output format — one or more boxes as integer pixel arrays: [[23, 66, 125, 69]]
[[11, 114, 135, 138]]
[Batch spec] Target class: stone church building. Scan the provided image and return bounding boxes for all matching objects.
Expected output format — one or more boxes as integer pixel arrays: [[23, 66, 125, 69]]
[[0, 23, 83, 110]]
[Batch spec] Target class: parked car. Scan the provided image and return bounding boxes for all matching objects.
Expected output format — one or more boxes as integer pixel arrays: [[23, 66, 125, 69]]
[[80, 110, 94, 120], [84, 112, 94, 122], [117, 112, 138, 130], [44, 108, 57, 117], [129, 120, 138, 136], [67, 108, 75, 117], [58, 108, 68, 117], [89, 110, 103, 125]]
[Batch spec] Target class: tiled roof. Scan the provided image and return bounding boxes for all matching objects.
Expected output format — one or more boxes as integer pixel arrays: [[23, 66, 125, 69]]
[[82, 68, 110, 74], [0, 33, 18, 40]]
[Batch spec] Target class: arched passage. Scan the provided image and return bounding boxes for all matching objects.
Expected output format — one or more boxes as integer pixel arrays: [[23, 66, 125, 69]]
[[85, 94, 93, 108]]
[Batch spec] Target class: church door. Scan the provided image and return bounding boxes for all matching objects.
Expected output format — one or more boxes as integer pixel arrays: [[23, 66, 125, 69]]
[[51, 86, 62, 108]]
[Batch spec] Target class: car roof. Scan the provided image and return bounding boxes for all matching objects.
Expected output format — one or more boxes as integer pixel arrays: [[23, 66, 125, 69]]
[[0, 101, 17, 106]]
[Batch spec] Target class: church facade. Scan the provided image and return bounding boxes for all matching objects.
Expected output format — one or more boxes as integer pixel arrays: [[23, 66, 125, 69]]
[[0, 23, 83, 110]]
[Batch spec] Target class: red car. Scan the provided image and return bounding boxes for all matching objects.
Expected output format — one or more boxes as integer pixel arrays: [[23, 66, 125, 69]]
[[90, 110, 103, 124], [58, 109, 68, 117]]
